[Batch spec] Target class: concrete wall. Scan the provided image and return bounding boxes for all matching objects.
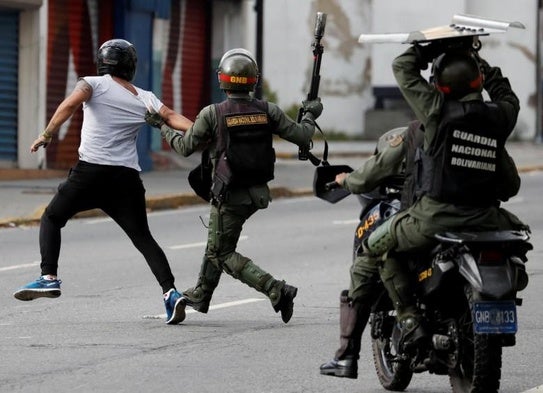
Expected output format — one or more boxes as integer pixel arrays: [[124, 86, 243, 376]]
[[371, 0, 537, 139], [257, 0, 538, 140], [262, 0, 372, 136], [0, 0, 47, 169]]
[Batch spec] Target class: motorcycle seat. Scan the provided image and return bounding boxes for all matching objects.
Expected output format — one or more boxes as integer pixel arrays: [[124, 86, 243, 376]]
[[434, 230, 529, 245]]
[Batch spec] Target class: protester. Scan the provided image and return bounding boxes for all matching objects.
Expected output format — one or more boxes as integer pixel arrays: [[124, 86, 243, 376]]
[[13, 39, 193, 325]]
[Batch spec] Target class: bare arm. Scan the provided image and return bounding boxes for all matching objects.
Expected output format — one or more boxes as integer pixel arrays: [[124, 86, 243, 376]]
[[30, 79, 92, 152], [158, 105, 193, 131]]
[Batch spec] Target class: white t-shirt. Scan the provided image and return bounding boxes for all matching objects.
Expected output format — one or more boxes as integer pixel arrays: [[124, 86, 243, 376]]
[[79, 74, 163, 171]]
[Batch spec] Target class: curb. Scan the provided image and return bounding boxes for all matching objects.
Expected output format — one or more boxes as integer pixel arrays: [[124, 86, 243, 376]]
[[1, 164, 541, 229], [0, 186, 314, 228]]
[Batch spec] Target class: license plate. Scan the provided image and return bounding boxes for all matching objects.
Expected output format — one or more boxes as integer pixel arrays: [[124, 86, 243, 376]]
[[473, 301, 517, 334]]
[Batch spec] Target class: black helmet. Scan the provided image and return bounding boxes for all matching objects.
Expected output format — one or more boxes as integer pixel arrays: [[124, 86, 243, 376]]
[[217, 48, 259, 91], [96, 39, 137, 81], [432, 51, 483, 99]]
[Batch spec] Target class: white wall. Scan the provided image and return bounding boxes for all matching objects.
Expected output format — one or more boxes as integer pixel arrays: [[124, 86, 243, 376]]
[[263, 0, 372, 135], [465, 0, 537, 139], [259, 0, 538, 139]]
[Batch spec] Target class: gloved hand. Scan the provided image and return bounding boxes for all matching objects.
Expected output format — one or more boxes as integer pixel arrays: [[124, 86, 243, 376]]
[[472, 51, 491, 76], [302, 97, 323, 119], [413, 41, 444, 69], [145, 111, 165, 129], [30, 132, 52, 153]]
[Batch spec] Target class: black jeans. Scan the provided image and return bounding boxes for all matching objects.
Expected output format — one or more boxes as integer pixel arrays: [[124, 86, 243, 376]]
[[39, 161, 175, 292]]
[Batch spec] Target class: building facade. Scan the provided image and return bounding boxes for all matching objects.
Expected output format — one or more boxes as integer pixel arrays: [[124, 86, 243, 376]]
[[0, 0, 223, 171], [0, 0, 539, 171]]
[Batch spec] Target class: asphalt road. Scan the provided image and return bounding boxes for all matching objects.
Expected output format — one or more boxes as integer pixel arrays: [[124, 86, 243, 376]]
[[0, 171, 542, 393]]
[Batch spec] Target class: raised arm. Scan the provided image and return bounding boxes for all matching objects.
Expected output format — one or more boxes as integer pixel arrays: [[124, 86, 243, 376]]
[[30, 79, 92, 152]]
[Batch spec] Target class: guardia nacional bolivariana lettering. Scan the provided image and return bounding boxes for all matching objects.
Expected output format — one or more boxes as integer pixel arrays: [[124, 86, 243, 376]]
[[450, 129, 497, 172], [226, 114, 268, 127], [452, 130, 497, 148]]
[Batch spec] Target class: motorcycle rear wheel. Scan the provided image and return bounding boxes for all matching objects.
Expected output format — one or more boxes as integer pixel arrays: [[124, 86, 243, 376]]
[[449, 288, 502, 393], [371, 312, 413, 391]]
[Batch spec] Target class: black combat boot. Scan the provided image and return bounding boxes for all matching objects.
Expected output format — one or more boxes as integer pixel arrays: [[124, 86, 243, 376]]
[[398, 314, 428, 352], [236, 259, 298, 323], [183, 256, 221, 313], [183, 285, 213, 313], [273, 283, 298, 323], [320, 290, 371, 379]]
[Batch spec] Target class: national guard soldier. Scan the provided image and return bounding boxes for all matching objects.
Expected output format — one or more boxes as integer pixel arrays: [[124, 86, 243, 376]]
[[145, 48, 323, 323], [319, 122, 424, 378], [361, 41, 529, 346]]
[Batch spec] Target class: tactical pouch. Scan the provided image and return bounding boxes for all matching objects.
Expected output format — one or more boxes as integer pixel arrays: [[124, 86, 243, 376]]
[[188, 149, 213, 202], [211, 151, 232, 203]]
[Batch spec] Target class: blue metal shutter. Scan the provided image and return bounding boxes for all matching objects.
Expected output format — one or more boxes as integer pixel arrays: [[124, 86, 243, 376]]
[[0, 10, 19, 162]]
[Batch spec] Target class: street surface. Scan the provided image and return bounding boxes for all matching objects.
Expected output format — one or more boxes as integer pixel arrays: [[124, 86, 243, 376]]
[[0, 171, 542, 393]]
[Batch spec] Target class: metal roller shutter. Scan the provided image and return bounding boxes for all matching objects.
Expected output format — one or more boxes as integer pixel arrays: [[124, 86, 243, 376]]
[[46, 0, 96, 169], [0, 10, 19, 163]]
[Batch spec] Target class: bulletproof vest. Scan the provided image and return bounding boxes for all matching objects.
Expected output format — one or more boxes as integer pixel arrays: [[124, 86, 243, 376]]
[[416, 100, 507, 206], [400, 121, 424, 209], [214, 98, 275, 187]]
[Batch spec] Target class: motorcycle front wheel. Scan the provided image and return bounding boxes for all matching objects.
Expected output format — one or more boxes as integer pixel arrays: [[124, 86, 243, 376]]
[[371, 311, 413, 391], [449, 287, 502, 393]]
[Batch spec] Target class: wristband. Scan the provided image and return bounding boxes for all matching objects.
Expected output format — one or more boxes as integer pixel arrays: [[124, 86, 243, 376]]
[[42, 131, 53, 139]]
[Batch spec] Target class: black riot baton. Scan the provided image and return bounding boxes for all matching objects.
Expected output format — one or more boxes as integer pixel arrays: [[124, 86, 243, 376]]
[[297, 12, 327, 165]]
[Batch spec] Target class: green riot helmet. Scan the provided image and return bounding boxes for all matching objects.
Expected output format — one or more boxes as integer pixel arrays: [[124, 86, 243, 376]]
[[431, 51, 483, 99], [217, 48, 259, 91], [96, 39, 137, 81]]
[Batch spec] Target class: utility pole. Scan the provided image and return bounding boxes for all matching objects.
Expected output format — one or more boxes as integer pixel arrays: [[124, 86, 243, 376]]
[[254, 0, 264, 99], [537, 0, 543, 143]]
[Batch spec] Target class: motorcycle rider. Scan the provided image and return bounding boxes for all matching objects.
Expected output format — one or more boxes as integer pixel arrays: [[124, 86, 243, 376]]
[[319, 120, 423, 378], [362, 40, 529, 345], [145, 48, 323, 323], [319, 118, 522, 379]]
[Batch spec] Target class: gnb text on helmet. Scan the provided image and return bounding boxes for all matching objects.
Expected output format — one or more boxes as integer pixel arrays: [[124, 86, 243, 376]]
[[217, 48, 259, 91]]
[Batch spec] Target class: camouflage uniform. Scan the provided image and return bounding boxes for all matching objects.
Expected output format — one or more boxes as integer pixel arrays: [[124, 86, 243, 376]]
[[158, 92, 317, 322], [365, 46, 528, 324], [320, 124, 423, 378]]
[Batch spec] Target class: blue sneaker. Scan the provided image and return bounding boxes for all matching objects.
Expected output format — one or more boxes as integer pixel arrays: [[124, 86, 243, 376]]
[[13, 276, 62, 301], [164, 289, 186, 325]]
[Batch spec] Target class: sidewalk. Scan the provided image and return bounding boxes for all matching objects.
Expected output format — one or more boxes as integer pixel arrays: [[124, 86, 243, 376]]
[[0, 140, 542, 227]]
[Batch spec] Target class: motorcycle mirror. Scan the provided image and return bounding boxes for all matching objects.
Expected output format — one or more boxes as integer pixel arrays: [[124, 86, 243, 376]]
[[313, 164, 354, 203]]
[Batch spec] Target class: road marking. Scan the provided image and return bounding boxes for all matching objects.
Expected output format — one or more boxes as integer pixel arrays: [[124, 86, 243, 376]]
[[521, 386, 543, 392], [168, 235, 248, 250], [0, 261, 40, 272], [333, 219, 359, 225], [143, 297, 266, 320]]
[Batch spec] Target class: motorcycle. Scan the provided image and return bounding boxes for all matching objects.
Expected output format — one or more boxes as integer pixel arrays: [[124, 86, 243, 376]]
[[316, 168, 532, 393]]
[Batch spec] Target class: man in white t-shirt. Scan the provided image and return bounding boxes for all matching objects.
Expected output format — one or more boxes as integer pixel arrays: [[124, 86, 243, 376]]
[[13, 39, 193, 325]]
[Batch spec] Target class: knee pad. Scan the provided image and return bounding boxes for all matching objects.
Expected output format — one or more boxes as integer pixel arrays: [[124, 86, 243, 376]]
[[223, 252, 251, 278], [238, 260, 273, 292], [366, 217, 397, 256]]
